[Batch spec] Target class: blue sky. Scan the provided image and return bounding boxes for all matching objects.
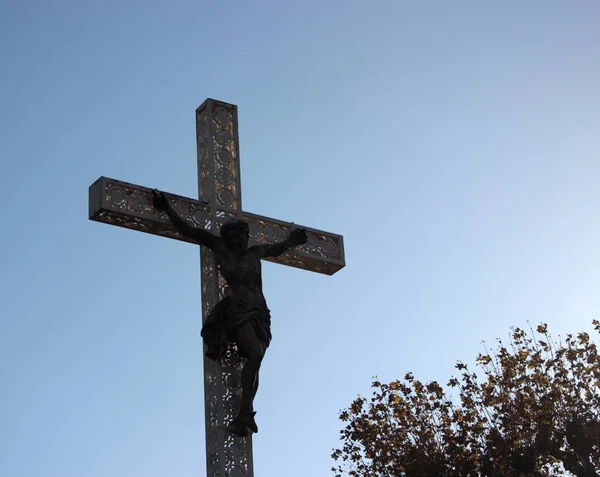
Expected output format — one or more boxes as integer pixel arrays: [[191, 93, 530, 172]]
[[2, 1, 600, 476]]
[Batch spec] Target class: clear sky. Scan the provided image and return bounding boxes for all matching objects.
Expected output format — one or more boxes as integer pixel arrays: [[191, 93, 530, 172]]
[[1, 1, 600, 476]]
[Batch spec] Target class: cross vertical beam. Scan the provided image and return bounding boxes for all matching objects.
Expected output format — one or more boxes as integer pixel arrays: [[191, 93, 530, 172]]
[[196, 99, 252, 477]]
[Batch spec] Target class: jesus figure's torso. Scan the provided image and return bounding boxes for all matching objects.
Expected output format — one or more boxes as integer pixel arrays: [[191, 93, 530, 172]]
[[215, 246, 268, 310]]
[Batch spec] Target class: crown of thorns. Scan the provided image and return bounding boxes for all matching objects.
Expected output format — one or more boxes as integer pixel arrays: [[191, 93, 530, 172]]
[[220, 219, 249, 237]]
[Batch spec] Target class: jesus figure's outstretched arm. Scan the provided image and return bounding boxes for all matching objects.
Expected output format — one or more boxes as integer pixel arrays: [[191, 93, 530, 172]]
[[252, 228, 307, 257], [152, 189, 221, 250]]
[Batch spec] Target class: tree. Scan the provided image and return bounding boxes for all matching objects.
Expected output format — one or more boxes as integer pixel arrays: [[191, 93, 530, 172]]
[[332, 321, 600, 477]]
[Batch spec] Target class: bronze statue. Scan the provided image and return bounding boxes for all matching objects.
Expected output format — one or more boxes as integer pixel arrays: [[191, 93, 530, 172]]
[[152, 189, 307, 437]]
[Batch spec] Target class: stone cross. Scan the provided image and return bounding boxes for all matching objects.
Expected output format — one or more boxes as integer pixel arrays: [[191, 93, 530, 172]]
[[88, 99, 345, 477]]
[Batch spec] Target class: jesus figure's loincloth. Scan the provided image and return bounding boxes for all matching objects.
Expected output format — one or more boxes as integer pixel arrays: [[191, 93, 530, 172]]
[[201, 296, 272, 360]]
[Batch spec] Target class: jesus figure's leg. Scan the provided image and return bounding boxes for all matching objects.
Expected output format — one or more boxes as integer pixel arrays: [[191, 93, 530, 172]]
[[231, 321, 264, 435], [253, 368, 260, 399]]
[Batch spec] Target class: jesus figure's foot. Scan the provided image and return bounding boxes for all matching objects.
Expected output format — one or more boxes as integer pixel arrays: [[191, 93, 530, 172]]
[[228, 417, 249, 437], [234, 411, 258, 434]]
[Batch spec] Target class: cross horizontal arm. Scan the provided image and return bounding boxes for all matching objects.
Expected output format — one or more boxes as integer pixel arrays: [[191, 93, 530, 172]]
[[89, 177, 345, 275]]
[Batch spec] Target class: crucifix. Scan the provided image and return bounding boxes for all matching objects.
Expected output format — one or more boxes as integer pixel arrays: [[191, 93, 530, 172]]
[[88, 99, 345, 477]]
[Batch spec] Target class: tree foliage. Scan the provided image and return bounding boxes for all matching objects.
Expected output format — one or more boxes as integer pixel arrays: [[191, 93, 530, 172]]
[[332, 321, 600, 477]]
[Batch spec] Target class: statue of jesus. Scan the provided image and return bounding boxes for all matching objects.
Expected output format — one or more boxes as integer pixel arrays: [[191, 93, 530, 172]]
[[152, 189, 307, 437]]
